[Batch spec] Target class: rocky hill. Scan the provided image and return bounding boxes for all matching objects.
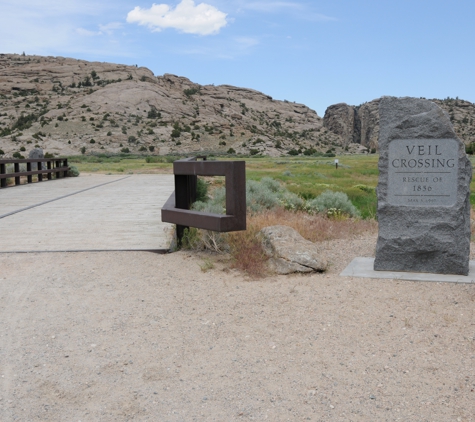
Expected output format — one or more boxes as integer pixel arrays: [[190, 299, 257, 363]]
[[0, 53, 346, 158], [1, 53, 474, 159], [323, 97, 475, 151]]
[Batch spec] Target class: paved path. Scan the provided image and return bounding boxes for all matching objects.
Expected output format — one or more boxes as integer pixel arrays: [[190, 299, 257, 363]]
[[0, 174, 175, 252]]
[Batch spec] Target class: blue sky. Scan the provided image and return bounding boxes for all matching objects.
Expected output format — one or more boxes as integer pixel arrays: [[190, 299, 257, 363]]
[[1, 0, 474, 116]]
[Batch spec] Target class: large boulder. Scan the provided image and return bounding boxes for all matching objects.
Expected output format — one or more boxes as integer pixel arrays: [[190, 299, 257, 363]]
[[259, 225, 327, 274], [28, 148, 43, 170]]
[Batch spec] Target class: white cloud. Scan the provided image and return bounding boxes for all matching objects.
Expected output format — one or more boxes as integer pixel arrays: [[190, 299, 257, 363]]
[[76, 28, 102, 37], [99, 22, 124, 33], [126, 0, 228, 35]]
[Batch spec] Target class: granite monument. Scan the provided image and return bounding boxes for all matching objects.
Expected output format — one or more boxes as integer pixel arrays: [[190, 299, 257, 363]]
[[374, 97, 472, 275]]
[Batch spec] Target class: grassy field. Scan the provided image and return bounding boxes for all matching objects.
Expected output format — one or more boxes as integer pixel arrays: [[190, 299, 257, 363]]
[[70, 154, 379, 218], [70, 153, 475, 219], [245, 155, 379, 218], [68, 154, 175, 174]]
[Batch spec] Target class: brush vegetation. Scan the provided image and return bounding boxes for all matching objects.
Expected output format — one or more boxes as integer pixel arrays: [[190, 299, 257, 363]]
[[181, 173, 376, 277], [70, 153, 475, 276]]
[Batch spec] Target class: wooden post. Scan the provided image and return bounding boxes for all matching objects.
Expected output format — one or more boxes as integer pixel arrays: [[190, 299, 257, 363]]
[[14, 163, 20, 185], [27, 162, 32, 183], [55, 160, 61, 178], [174, 173, 197, 247], [47, 160, 52, 180], [0, 163, 5, 188]]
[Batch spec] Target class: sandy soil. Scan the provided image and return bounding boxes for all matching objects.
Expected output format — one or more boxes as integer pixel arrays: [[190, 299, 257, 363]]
[[1, 235, 475, 421]]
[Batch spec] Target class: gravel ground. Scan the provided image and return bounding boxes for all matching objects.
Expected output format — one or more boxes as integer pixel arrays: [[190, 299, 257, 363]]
[[1, 234, 475, 421]]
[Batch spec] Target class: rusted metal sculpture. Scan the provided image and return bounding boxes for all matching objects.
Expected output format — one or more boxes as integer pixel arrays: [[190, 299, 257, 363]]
[[161, 157, 246, 244]]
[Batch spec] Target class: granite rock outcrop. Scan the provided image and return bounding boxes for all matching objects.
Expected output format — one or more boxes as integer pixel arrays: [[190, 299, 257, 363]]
[[323, 97, 475, 151], [0, 54, 342, 158]]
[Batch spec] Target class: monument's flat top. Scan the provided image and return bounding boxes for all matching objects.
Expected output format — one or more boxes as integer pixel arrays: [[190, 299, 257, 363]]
[[341, 257, 475, 283]]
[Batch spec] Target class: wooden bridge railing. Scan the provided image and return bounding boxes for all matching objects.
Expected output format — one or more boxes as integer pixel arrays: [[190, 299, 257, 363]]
[[0, 158, 69, 188]]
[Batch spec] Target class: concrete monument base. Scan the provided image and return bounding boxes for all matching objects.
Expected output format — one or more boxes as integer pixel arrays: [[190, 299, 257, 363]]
[[341, 257, 475, 284]]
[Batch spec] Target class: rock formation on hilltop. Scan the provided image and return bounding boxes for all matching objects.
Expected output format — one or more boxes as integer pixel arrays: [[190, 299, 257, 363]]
[[0, 54, 344, 158], [1, 54, 474, 158], [323, 97, 475, 151]]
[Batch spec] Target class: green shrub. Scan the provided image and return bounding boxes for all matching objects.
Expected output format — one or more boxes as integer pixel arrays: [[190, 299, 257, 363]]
[[279, 190, 305, 211], [147, 108, 161, 119], [20, 146, 26, 151], [13, 152, 24, 159], [183, 87, 200, 97], [306, 190, 361, 218], [353, 184, 376, 194], [145, 156, 178, 163], [466, 142, 475, 155], [0, 149, 4, 155], [246, 179, 280, 212], [179, 227, 227, 253], [193, 200, 225, 214], [180, 227, 201, 249], [196, 178, 208, 202], [67, 165, 80, 177], [121, 147, 130, 153], [260, 177, 281, 193], [192, 184, 226, 214], [13, 112, 38, 131]]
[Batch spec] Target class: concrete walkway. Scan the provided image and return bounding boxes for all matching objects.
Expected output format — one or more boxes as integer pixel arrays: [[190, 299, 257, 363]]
[[0, 174, 175, 252]]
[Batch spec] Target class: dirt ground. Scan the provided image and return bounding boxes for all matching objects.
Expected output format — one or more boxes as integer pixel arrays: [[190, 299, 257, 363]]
[[1, 235, 475, 421]]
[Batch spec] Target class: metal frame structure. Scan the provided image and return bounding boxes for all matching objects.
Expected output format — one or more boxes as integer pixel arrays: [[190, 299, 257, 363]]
[[161, 157, 246, 243]]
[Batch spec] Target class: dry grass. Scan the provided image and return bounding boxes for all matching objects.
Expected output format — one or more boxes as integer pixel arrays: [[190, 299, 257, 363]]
[[225, 208, 378, 277], [243, 208, 378, 243], [226, 223, 269, 278]]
